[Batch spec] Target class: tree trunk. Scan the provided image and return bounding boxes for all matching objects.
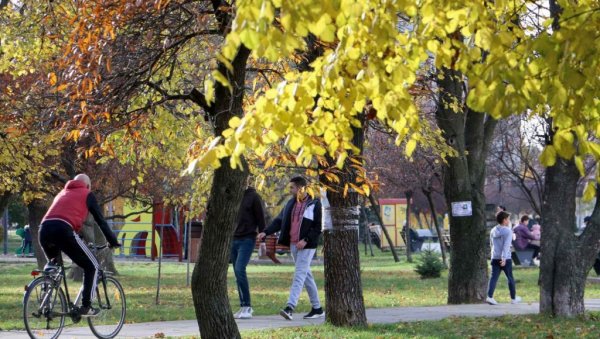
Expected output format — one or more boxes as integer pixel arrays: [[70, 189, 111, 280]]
[[191, 163, 247, 338], [323, 216, 366, 327], [405, 191, 413, 263], [324, 188, 367, 327], [424, 188, 448, 268], [0, 192, 10, 250], [321, 121, 367, 327], [190, 41, 250, 338], [435, 67, 497, 304], [537, 0, 600, 316], [539, 158, 584, 315], [27, 199, 48, 269]]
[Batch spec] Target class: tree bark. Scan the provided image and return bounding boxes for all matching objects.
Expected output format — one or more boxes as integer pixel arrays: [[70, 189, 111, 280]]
[[0, 192, 10, 247], [424, 188, 448, 268], [321, 121, 367, 327], [192, 163, 247, 338], [27, 199, 48, 269], [538, 157, 592, 316], [190, 35, 250, 337], [405, 191, 413, 263], [435, 67, 497, 304], [536, 0, 600, 317]]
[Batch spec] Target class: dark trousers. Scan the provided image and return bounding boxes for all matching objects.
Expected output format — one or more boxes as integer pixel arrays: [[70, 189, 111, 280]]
[[527, 243, 540, 259], [487, 259, 516, 299], [39, 220, 99, 308], [231, 237, 256, 307]]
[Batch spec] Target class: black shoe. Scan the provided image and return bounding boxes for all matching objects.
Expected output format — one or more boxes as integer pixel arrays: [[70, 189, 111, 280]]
[[279, 306, 293, 320], [79, 306, 100, 317], [303, 307, 325, 319]]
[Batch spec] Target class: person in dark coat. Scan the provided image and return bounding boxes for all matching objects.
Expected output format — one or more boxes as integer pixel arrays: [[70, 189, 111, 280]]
[[231, 176, 266, 319]]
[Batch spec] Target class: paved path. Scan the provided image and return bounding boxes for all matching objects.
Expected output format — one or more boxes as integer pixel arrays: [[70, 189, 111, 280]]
[[4, 300, 600, 338]]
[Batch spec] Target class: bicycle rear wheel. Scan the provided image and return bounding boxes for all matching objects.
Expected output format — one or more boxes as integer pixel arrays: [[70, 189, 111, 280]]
[[88, 276, 126, 339], [23, 277, 67, 339]]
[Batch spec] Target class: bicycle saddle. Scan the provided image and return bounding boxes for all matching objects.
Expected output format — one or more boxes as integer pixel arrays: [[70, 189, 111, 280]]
[[43, 262, 60, 274]]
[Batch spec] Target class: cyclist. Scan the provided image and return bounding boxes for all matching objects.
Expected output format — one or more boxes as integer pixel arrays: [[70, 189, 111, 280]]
[[39, 173, 120, 317]]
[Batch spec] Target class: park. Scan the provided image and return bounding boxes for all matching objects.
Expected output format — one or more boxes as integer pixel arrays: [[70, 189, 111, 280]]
[[1, 0, 600, 338]]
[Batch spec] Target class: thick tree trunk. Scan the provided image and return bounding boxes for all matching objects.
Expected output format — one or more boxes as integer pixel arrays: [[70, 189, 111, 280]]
[[27, 199, 48, 269], [324, 190, 367, 327], [435, 67, 497, 304], [323, 212, 366, 327], [192, 163, 247, 338], [537, 0, 600, 317], [539, 158, 600, 316], [321, 121, 367, 327], [190, 38, 250, 337]]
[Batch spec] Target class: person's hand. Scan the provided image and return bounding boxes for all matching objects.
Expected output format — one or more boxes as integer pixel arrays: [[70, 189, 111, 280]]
[[257, 232, 266, 241], [500, 259, 506, 267], [297, 240, 307, 250]]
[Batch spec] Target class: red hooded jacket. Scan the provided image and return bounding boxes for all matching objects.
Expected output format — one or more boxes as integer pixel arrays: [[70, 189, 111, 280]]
[[42, 180, 90, 233]]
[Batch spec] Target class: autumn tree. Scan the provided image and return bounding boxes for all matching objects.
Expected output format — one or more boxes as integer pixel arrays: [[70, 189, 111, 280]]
[[197, 0, 600, 314]]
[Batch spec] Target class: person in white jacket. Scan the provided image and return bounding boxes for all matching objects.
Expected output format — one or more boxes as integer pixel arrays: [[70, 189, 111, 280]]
[[486, 211, 521, 305]]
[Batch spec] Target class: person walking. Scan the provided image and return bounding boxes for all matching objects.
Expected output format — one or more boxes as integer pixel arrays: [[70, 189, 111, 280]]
[[486, 211, 521, 305], [257, 176, 324, 320], [231, 176, 266, 319]]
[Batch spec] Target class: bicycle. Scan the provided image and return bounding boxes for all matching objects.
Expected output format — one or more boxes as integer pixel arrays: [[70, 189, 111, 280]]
[[23, 244, 126, 339]]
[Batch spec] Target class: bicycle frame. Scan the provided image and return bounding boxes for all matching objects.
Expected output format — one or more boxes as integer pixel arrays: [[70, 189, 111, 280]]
[[27, 259, 82, 322]]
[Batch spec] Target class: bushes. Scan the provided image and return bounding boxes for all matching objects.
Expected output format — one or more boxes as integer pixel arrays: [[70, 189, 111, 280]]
[[414, 249, 445, 279]]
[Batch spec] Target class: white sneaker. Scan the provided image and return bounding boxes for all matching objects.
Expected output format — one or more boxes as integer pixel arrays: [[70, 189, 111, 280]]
[[233, 307, 245, 319], [486, 297, 498, 305], [239, 307, 253, 319], [511, 296, 522, 304]]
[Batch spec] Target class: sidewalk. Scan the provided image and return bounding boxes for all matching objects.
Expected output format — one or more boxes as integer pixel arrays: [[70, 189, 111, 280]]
[[4, 300, 600, 338]]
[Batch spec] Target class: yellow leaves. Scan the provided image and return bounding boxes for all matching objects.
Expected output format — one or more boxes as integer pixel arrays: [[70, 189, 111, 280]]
[[212, 71, 232, 92], [574, 156, 585, 177], [309, 13, 336, 42], [582, 182, 596, 202], [539, 145, 557, 167], [553, 130, 576, 159], [405, 139, 417, 157], [474, 28, 493, 50]]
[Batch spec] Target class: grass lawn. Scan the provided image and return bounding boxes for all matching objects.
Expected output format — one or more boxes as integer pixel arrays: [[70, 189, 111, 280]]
[[241, 313, 600, 338], [2, 245, 600, 334]]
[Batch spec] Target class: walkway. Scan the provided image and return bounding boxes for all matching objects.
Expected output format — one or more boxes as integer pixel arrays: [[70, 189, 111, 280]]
[[4, 300, 600, 338]]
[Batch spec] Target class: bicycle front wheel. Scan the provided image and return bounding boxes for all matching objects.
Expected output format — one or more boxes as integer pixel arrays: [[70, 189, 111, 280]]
[[23, 277, 67, 339], [88, 276, 126, 339]]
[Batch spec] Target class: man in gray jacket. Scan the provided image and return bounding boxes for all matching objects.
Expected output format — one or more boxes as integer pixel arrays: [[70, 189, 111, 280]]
[[486, 211, 521, 305]]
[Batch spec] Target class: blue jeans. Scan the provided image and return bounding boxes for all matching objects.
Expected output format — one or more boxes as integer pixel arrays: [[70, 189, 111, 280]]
[[487, 259, 516, 299], [287, 244, 321, 309], [231, 237, 256, 307]]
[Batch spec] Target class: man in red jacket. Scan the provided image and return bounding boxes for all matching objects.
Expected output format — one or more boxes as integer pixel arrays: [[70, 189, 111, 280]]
[[39, 174, 120, 317]]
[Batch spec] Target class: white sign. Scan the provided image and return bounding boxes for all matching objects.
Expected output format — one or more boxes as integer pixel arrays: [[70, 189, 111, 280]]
[[451, 201, 472, 217]]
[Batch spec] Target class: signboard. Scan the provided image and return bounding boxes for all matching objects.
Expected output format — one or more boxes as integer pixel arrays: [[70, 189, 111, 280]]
[[451, 201, 472, 217]]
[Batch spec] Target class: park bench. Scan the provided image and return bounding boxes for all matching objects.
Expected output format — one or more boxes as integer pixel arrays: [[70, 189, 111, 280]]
[[511, 247, 535, 266], [255, 234, 290, 264]]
